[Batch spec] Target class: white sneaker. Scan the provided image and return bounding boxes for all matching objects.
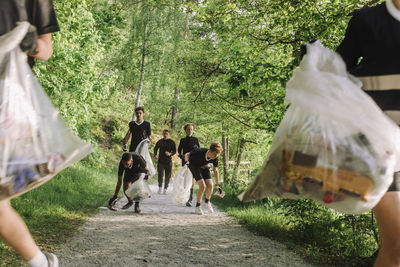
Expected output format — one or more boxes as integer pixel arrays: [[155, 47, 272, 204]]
[[205, 202, 214, 213], [158, 187, 162, 194], [195, 206, 204, 215], [44, 252, 59, 267], [163, 188, 167, 195]]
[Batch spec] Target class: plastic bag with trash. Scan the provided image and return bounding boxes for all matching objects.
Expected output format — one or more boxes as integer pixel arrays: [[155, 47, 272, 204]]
[[125, 173, 151, 201], [172, 165, 193, 205], [239, 41, 400, 214], [135, 138, 156, 178], [0, 22, 92, 200]]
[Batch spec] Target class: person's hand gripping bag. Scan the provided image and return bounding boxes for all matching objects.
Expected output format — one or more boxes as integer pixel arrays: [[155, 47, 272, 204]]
[[135, 138, 156, 178], [239, 41, 400, 214], [0, 22, 92, 200]]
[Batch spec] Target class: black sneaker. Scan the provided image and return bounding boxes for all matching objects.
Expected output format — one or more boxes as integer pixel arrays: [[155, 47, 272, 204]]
[[122, 200, 133, 210], [186, 200, 192, 207], [134, 202, 141, 213]]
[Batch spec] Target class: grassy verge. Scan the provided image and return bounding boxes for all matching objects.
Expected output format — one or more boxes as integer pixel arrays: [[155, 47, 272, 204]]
[[211, 185, 377, 267], [0, 163, 116, 266]]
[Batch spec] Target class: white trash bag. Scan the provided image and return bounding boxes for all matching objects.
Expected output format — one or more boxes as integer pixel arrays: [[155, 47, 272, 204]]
[[239, 41, 400, 214], [125, 173, 151, 201], [172, 165, 193, 205], [135, 138, 156, 178], [0, 22, 92, 200]]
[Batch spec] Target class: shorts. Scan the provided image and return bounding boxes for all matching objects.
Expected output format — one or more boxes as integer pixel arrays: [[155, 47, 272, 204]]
[[388, 171, 400, 191], [188, 164, 211, 181], [123, 172, 144, 183]]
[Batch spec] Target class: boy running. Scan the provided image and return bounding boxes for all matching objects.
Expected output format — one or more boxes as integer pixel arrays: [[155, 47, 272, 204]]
[[187, 142, 223, 215], [108, 152, 150, 213], [123, 107, 151, 152], [177, 123, 200, 206], [154, 129, 176, 194]]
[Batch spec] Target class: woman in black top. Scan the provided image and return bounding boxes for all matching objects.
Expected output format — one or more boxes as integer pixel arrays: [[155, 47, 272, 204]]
[[187, 142, 223, 215], [337, 1, 400, 265], [178, 123, 200, 206]]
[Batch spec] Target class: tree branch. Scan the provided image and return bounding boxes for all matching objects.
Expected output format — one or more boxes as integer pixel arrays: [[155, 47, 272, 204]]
[[193, 62, 221, 102]]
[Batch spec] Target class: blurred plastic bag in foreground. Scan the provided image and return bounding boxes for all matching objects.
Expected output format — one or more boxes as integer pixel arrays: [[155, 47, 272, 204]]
[[172, 165, 193, 205], [135, 138, 156, 178], [125, 174, 151, 201], [0, 22, 92, 200], [239, 41, 400, 214]]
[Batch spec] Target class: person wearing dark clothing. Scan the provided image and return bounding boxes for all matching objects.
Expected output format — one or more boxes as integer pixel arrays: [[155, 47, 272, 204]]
[[336, 1, 400, 265], [109, 152, 150, 213], [177, 123, 200, 206], [187, 142, 223, 215], [123, 107, 151, 152], [154, 129, 176, 194], [0, 1, 59, 266], [178, 124, 200, 166]]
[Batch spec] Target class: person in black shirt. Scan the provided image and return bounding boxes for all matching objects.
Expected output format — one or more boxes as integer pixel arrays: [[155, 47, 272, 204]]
[[177, 123, 200, 206], [108, 152, 150, 213], [154, 129, 176, 194], [0, 1, 59, 266], [123, 107, 152, 152], [337, 1, 400, 265], [187, 142, 223, 215]]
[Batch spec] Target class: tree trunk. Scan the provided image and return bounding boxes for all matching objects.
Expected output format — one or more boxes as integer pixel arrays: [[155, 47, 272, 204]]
[[233, 137, 245, 180], [171, 86, 179, 131], [132, 21, 148, 121], [222, 134, 228, 183]]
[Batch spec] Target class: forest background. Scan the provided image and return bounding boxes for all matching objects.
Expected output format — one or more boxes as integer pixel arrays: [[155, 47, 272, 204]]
[[0, 0, 384, 266]]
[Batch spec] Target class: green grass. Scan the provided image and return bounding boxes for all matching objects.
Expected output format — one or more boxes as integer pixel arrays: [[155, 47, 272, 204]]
[[0, 163, 116, 266], [211, 185, 377, 267]]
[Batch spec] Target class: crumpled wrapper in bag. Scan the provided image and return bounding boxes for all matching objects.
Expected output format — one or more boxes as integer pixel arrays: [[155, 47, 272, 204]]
[[0, 22, 92, 200], [239, 41, 400, 214]]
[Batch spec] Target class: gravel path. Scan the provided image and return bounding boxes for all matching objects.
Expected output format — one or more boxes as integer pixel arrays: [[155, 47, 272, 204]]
[[56, 184, 312, 266]]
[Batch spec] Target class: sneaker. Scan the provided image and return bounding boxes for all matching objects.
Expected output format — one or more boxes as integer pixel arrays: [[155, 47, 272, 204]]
[[122, 200, 133, 210], [163, 188, 167, 195], [185, 200, 192, 207], [158, 187, 162, 194], [195, 206, 204, 215], [205, 202, 214, 213], [134, 203, 141, 213], [44, 252, 59, 267]]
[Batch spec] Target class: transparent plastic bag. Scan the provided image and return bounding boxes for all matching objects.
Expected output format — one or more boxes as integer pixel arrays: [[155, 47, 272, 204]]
[[135, 138, 156, 178], [239, 41, 400, 214], [172, 165, 193, 205], [125, 174, 151, 201], [0, 22, 92, 200]]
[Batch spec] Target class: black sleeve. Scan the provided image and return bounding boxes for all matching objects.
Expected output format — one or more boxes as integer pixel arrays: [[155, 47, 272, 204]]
[[147, 122, 151, 137], [118, 161, 124, 176], [178, 139, 183, 155], [154, 140, 160, 156], [31, 0, 59, 35], [336, 11, 364, 71], [212, 158, 219, 168], [195, 138, 200, 149], [170, 140, 177, 156]]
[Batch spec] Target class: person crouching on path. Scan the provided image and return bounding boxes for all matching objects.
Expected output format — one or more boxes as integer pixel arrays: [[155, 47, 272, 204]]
[[108, 152, 150, 213], [187, 142, 223, 215], [154, 129, 176, 194], [122, 106, 152, 152], [177, 123, 200, 207]]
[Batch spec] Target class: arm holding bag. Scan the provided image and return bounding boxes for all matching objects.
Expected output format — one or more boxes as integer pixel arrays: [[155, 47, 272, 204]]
[[239, 41, 400, 214], [0, 22, 92, 200]]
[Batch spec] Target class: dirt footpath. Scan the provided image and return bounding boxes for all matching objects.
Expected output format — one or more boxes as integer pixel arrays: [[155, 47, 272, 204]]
[[56, 184, 312, 266]]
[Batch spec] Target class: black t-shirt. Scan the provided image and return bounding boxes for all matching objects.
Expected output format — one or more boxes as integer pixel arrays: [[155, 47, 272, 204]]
[[154, 138, 176, 164], [0, 0, 59, 67], [128, 120, 151, 152], [118, 152, 147, 180], [178, 136, 200, 156], [189, 148, 218, 168]]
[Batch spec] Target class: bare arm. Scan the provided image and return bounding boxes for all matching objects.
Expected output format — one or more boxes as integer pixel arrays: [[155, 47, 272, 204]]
[[114, 176, 123, 197], [123, 131, 131, 145], [213, 167, 220, 185]]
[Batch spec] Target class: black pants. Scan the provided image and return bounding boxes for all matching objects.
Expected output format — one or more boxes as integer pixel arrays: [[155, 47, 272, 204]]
[[158, 162, 172, 189]]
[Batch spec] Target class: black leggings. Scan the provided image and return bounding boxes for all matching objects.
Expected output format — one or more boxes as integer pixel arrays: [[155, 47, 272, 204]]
[[158, 162, 172, 189]]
